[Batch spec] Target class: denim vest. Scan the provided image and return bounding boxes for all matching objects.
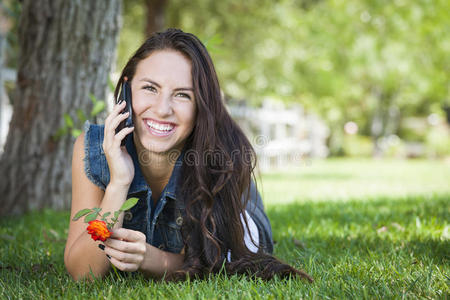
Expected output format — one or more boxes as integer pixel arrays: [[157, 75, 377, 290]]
[[82, 120, 273, 255]]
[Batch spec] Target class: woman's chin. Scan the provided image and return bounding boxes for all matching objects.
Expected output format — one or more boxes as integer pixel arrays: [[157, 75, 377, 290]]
[[139, 137, 180, 155], [142, 142, 170, 154]]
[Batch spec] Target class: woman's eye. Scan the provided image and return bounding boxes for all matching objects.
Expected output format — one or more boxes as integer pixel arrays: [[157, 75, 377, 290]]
[[143, 85, 156, 92], [176, 93, 191, 100]]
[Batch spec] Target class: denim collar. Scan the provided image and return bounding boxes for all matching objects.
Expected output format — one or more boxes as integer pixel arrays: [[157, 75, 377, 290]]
[[125, 131, 184, 201]]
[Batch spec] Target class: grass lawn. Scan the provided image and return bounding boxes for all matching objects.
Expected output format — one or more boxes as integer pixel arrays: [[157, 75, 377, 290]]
[[1, 158, 449, 299]]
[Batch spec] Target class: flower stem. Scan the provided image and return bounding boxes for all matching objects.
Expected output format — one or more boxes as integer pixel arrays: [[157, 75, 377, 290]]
[[111, 264, 120, 279]]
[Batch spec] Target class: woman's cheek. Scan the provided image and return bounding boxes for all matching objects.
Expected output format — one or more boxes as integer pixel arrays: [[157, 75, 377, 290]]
[[132, 94, 149, 115]]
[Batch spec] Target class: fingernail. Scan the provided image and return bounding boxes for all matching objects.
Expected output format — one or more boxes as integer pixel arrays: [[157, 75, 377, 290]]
[[98, 244, 105, 251], [106, 254, 111, 259]]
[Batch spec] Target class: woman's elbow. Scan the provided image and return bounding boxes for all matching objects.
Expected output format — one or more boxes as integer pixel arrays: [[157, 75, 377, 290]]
[[64, 248, 108, 281], [65, 262, 108, 281]]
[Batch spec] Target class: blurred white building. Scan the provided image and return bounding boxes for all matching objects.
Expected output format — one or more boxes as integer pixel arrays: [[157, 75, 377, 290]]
[[227, 98, 329, 171]]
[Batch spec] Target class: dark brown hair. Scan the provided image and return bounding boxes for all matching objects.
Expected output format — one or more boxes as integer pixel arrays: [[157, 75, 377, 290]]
[[115, 28, 312, 282]]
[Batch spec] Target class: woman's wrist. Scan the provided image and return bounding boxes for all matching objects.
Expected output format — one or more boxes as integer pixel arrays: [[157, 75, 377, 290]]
[[138, 243, 184, 279], [108, 180, 132, 191], [100, 182, 131, 226]]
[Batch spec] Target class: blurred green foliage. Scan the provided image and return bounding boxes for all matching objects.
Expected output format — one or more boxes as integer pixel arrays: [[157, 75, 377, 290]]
[[116, 0, 147, 72], [52, 94, 106, 140], [3, 0, 449, 155], [426, 125, 450, 157], [117, 0, 449, 155], [0, 0, 21, 69], [342, 135, 373, 157]]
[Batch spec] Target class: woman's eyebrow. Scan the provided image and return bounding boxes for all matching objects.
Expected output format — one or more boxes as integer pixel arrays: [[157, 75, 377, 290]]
[[140, 77, 194, 92]]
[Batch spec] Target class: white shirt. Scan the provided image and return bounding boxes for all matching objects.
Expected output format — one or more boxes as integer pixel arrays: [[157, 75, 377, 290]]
[[227, 210, 259, 262]]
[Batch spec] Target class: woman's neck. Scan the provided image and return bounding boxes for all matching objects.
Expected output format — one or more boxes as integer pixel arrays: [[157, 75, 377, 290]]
[[133, 135, 177, 200]]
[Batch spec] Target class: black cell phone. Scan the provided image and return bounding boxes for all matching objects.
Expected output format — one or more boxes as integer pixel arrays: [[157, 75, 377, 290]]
[[115, 78, 133, 146]]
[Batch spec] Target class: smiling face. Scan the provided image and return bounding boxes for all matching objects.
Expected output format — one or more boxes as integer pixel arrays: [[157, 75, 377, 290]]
[[130, 50, 196, 154]]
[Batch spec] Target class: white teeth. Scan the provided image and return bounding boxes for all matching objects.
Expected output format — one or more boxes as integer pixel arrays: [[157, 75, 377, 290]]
[[146, 120, 174, 131]]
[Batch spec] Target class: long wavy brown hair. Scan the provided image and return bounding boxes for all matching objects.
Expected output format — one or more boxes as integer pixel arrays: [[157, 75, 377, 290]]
[[114, 28, 312, 282]]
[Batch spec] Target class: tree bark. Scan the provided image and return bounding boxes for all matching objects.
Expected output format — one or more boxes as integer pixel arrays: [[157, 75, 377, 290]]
[[145, 0, 168, 37], [0, 0, 121, 216]]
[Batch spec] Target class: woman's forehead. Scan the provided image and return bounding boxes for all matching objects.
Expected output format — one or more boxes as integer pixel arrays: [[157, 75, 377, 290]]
[[134, 50, 193, 86]]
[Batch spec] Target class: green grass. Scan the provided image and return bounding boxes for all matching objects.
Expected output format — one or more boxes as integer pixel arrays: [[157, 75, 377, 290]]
[[1, 159, 449, 299], [259, 158, 450, 203]]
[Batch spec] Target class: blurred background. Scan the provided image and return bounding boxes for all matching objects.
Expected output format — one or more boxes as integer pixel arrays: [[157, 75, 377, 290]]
[[1, 3, 448, 296], [0, 0, 449, 213]]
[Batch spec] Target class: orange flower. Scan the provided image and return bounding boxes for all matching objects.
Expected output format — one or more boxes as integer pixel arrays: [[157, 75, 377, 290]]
[[86, 220, 111, 242]]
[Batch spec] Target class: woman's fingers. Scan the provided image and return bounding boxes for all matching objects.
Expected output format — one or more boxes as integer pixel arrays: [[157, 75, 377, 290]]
[[105, 238, 133, 252], [103, 102, 135, 155], [104, 236, 146, 254], [110, 112, 134, 147], [105, 101, 126, 127], [104, 102, 125, 136], [103, 229, 147, 272], [114, 100, 126, 113], [110, 228, 146, 242], [108, 256, 139, 272], [100, 95, 135, 188], [114, 126, 134, 147], [111, 111, 130, 130], [104, 102, 127, 146], [105, 246, 143, 264]]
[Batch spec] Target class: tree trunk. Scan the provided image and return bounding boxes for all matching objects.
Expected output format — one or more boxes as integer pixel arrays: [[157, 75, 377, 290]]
[[145, 0, 168, 37], [0, 0, 121, 216], [443, 106, 450, 125]]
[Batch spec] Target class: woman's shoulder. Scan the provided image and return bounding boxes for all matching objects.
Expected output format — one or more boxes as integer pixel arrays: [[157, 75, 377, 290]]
[[81, 120, 109, 190], [83, 120, 105, 141], [82, 120, 105, 157]]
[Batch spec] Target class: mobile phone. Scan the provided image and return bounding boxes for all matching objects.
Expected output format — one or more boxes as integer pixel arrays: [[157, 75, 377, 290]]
[[115, 78, 133, 146]]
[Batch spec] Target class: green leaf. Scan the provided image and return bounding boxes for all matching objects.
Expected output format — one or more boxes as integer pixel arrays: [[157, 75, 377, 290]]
[[201, 34, 224, 55], [71, 129, 82, 138], [91, 101, 106, 117], [84, 212, 98, 223], [76, 108, 87, 123], [120, 197, 139, 211], [102, 212, 111, 218], [108, 77, 116, 93], [114, 211, 120, 219], [89, 93, 98, 104], [72, 209, 92, 221], [92, 207, 102, 214], [63, 113, 74, 128], [52, 126, 68, 140]]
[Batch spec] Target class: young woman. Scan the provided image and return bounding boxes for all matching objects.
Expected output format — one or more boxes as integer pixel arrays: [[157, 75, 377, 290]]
[[64, 28, 312, 282]]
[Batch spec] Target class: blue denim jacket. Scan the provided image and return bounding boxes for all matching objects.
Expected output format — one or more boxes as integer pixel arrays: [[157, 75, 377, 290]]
[[82, 120, 273, 254]]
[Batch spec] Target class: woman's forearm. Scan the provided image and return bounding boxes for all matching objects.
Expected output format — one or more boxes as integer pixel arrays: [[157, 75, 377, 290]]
[[138, 244, 185, 279], [65, 183, 129, 280], [65, 229, 111, 280]]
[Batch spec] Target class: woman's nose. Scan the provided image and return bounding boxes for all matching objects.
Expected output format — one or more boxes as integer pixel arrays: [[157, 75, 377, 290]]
[[153, 94, 173, 117]]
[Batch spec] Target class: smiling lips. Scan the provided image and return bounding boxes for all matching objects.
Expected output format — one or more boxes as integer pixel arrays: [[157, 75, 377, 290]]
[[143, 118, 177, 137]]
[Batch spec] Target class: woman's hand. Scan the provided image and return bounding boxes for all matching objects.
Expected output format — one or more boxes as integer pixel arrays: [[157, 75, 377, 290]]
[[103, 228, 146, 272], [103, 101, 135, 187]]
